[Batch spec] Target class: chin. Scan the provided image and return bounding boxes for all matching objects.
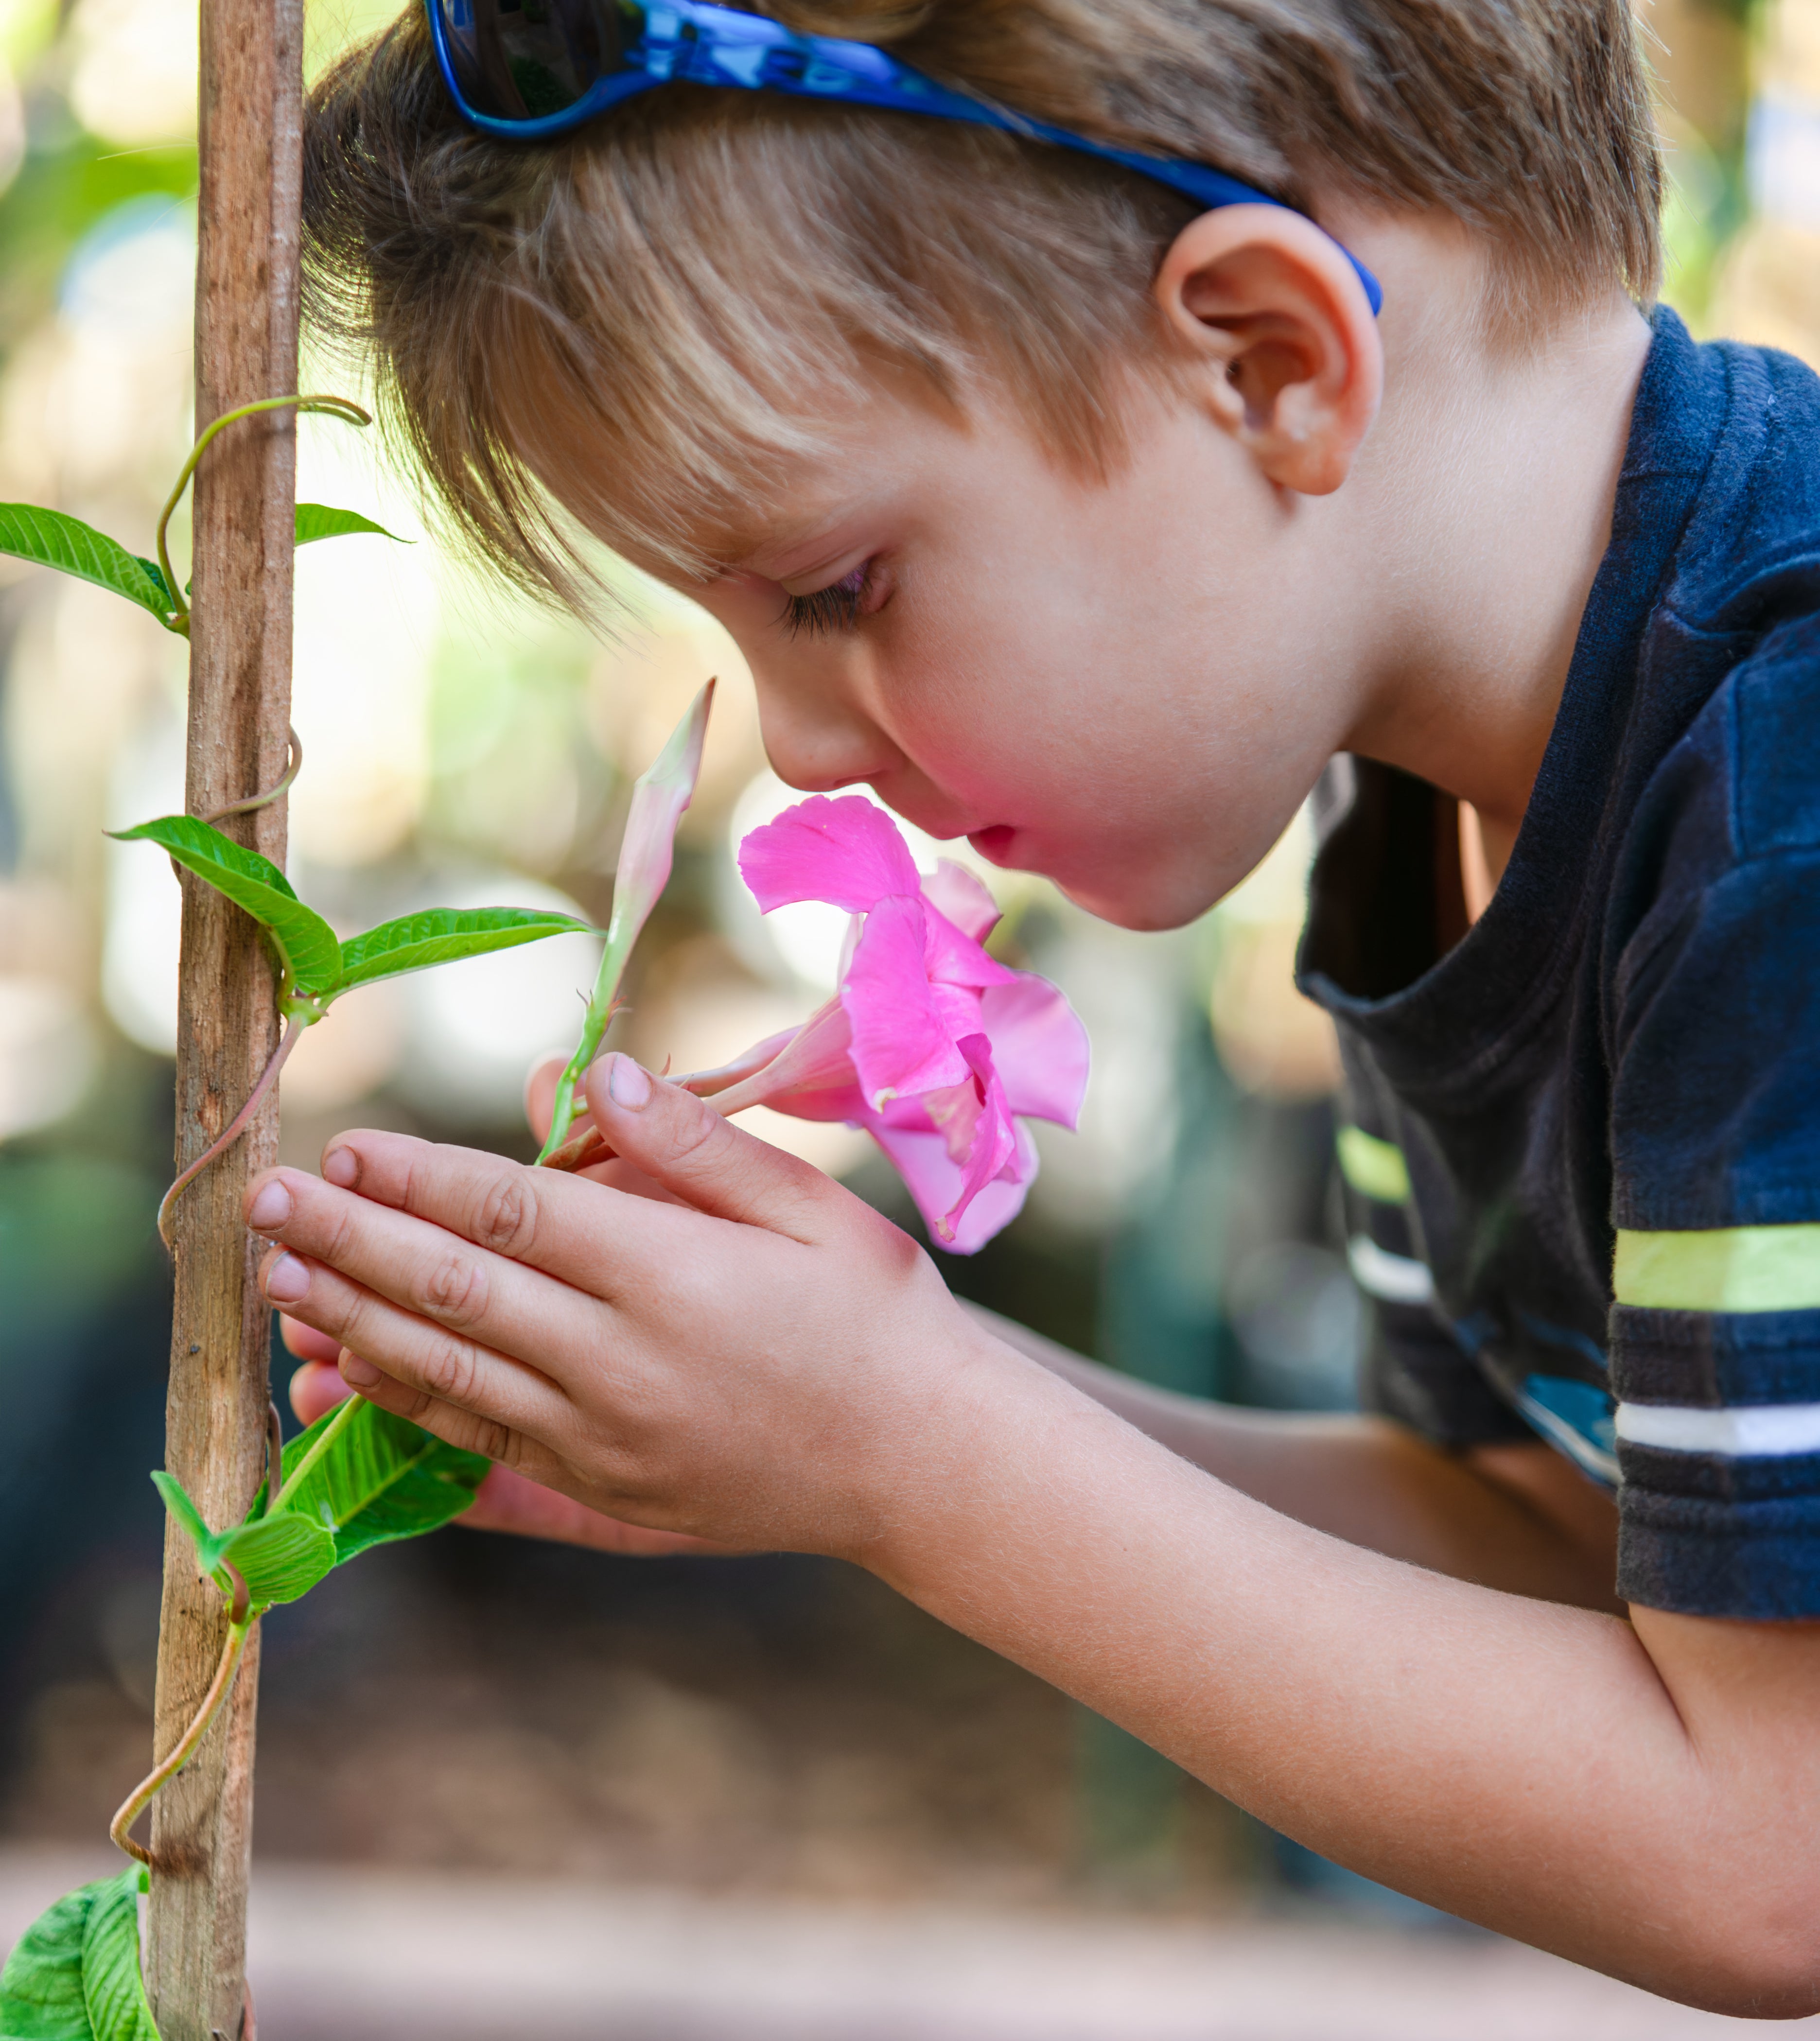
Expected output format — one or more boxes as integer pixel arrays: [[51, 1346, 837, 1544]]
[[974, 828, 1219, 931], [1052, 873, 1212, 933]]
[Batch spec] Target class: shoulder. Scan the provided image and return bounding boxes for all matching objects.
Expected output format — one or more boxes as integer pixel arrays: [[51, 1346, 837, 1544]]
[[1607, 609, 1820, 1082], [1613, 318, 1820, 927], [1663, 328, 1820, 638], [1633, 607, 1820, 875]]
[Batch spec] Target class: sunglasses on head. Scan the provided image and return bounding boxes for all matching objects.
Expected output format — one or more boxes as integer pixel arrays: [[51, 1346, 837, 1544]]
[[424, 0, 1384, 314]]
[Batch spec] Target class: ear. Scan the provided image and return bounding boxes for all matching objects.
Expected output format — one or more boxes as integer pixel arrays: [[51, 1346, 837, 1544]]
[[1154, 205, 1383, 496]]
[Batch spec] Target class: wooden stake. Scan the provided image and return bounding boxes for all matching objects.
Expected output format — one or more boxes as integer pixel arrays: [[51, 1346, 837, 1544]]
[[145, 0, 302, 2028]]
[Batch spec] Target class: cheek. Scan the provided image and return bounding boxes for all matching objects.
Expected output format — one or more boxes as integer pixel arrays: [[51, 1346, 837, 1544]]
[[870, 603, 1069, 806], [884, 568, 1188, 804]]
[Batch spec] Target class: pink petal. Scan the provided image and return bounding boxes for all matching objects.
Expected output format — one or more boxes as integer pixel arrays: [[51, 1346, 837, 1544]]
[[841, 894, 971, 1106], [962, 1037, 1022, 1186], [698, 999, 858, 1117], [928, 977, 987, 1047], [758, 1078, 871, 1124], [882, 1035, 1021, 1245], [919, 1072, 983, 1169], [869, 1117, 1038, 1254], [921, 902, 1019, 992], [921, 860, 1000, 943], [979, 976, 1091, 1130], [609, 680, 713, 943], [679, 1027, 800, 1099], [739, 795, 923, 915]]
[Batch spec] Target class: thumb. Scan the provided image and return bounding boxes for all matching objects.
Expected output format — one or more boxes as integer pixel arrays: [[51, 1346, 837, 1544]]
[[582, 1051, 840, 1237], [524, 1053, 566, 1143]]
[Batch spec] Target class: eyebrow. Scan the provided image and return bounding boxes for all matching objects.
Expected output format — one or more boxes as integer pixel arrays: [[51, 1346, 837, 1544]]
[[723, 508, 876, 586]]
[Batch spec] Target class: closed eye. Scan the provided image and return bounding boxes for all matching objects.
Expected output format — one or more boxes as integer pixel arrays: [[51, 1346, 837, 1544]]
[[782, 562, 873, 639]]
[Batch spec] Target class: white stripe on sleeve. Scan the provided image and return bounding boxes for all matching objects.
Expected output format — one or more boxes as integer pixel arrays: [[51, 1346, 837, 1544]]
[[1347, 1234, 1435, 1305], [1614, 1401, 1820, 1456]]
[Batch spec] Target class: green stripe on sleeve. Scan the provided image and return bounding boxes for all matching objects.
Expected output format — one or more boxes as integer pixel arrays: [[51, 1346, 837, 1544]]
[[1336, 1127, 1410, 1205], [1613, 1225, 1820, 1312]]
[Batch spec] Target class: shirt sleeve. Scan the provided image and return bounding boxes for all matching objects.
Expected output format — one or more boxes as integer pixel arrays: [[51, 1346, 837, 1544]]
[[1335, 1123, 1535, 1450], [1609, 636, 1820, 1619]]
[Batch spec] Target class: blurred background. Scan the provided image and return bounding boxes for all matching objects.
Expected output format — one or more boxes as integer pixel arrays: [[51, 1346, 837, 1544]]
[[1, 2, 1817, 2035]]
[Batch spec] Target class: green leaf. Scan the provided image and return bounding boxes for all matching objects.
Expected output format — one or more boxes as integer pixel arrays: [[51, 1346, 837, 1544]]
[[152, 1471, 337, 1606], [74, 1872, 158, 2041], [295, 502, 409, 547], [149, 1471, 213, 1566], [0, 505, 170, 623], [212, 1511, 337, 1605], [152, 1405, 486, 1620], [0, 1867, 158, 2041], [108, 816, 341, 998], [335, 907, 596, 994], [275, 1399, 490, 1565], [0, 1883, 90, 2038]]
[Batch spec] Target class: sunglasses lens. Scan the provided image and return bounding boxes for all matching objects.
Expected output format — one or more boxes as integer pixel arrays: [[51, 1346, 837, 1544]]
[[438, 0, 641, 122]]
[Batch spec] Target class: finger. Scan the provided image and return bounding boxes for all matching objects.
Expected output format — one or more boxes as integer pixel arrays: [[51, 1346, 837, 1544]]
[[289, 1358, 354, 1426], [581, 1053, 842, 1238], [525, 1054, 565, 1144], [247, 1163, 607, 1375], [256, 1242, 572, 1456], [573, 1155, 695, 1208], [279, 1314, 342, 1365], [274, 1131, 684, 1292], [337, 1356, 529, 1467], [461, 1465, 735, 1555]]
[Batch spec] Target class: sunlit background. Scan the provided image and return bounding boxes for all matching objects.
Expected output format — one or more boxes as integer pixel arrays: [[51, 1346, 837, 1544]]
[[2, 3, 1818, 2035]]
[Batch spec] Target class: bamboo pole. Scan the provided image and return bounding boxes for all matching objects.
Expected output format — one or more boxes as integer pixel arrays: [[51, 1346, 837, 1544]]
[[144, 0, 303, 2027]]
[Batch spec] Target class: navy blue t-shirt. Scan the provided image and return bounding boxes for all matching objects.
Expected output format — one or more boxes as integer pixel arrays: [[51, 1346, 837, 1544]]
[[1299, 306, 1820, 1621]]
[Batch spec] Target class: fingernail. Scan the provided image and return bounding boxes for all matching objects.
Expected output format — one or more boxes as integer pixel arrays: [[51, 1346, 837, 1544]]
[[607, 1054, 652, 1110], [248, 1179, 292, 1232], [339, 1352, 381, 1387], [322, 1145, 358, 1188], [264, 1252, 310, 1304]]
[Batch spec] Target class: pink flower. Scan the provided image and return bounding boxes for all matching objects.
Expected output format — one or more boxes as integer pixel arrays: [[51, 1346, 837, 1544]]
[[539, 680, 713, 1165], [694, 797, 1088, 1253]]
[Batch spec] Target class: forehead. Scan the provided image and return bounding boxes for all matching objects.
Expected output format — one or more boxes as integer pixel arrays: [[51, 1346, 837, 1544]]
[[594, 366, 995, 587]]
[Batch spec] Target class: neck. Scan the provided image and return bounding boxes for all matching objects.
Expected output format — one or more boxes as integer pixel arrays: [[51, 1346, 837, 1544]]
[[1328, 217, 1654, 847]]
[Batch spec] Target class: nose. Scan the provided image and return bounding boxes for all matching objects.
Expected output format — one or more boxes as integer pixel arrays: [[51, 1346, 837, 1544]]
[[752, 663, 903, 795]]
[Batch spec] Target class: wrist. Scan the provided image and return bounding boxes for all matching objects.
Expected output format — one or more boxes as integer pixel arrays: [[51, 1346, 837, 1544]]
[[843, 1312, 1116, 1601]]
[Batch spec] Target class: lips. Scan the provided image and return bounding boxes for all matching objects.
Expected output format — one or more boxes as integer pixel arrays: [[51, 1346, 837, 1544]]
[[967, 825, 1018, 865]]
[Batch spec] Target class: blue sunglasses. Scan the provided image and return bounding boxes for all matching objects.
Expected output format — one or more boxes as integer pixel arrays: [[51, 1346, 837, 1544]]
[[425, 0, 1384, 314]]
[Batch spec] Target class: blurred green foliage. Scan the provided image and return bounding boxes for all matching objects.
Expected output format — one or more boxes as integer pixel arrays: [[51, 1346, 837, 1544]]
[[0, 137, 195, 358]]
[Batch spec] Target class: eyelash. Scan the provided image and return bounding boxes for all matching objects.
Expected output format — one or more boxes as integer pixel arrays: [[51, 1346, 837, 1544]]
[[782, 562, 873, 639]]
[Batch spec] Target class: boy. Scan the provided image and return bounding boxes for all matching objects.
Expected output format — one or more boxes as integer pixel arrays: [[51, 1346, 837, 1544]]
[[263, 0, 1820, 2010]]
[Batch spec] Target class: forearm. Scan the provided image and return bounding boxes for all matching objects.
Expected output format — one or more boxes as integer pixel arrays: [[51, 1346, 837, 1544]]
[[966, 1304, 1619, 1611], [871, 1342, 1820, 2015], [256, 1087, 1820, 2014]]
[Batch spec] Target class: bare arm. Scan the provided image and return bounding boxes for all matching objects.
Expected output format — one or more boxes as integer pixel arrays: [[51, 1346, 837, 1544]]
[[867, 1351, 1820, 2017], [967, 1304, 1621, 1613], [253, 1077, 1820, 2016]]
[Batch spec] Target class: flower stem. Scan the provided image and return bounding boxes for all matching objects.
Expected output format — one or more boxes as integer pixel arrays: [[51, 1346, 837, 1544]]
[[270, 1389, 357, 1512], [259, 1402, 284, 1518], [111, 1589, 256, 1867], [541, 1122, 612, 1173], [156, 393, 370, 634], [201, 725, 303, 826], [537, 992, 625, 1165], [109, 1386, 288, 1861], [158, 1013, 306, 1254]]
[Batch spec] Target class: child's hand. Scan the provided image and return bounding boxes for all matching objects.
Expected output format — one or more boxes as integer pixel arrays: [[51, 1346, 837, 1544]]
[[280, 1318, 722, 1555], [249, 1054, 1000, 1559], [523, 1050, 693, 1208]]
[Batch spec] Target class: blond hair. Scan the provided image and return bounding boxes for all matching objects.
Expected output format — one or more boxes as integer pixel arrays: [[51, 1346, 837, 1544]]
[[302, 0, 1661, 606]]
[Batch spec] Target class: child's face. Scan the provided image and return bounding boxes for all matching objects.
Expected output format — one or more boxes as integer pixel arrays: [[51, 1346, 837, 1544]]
[[662, 371, 1367, 931]]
